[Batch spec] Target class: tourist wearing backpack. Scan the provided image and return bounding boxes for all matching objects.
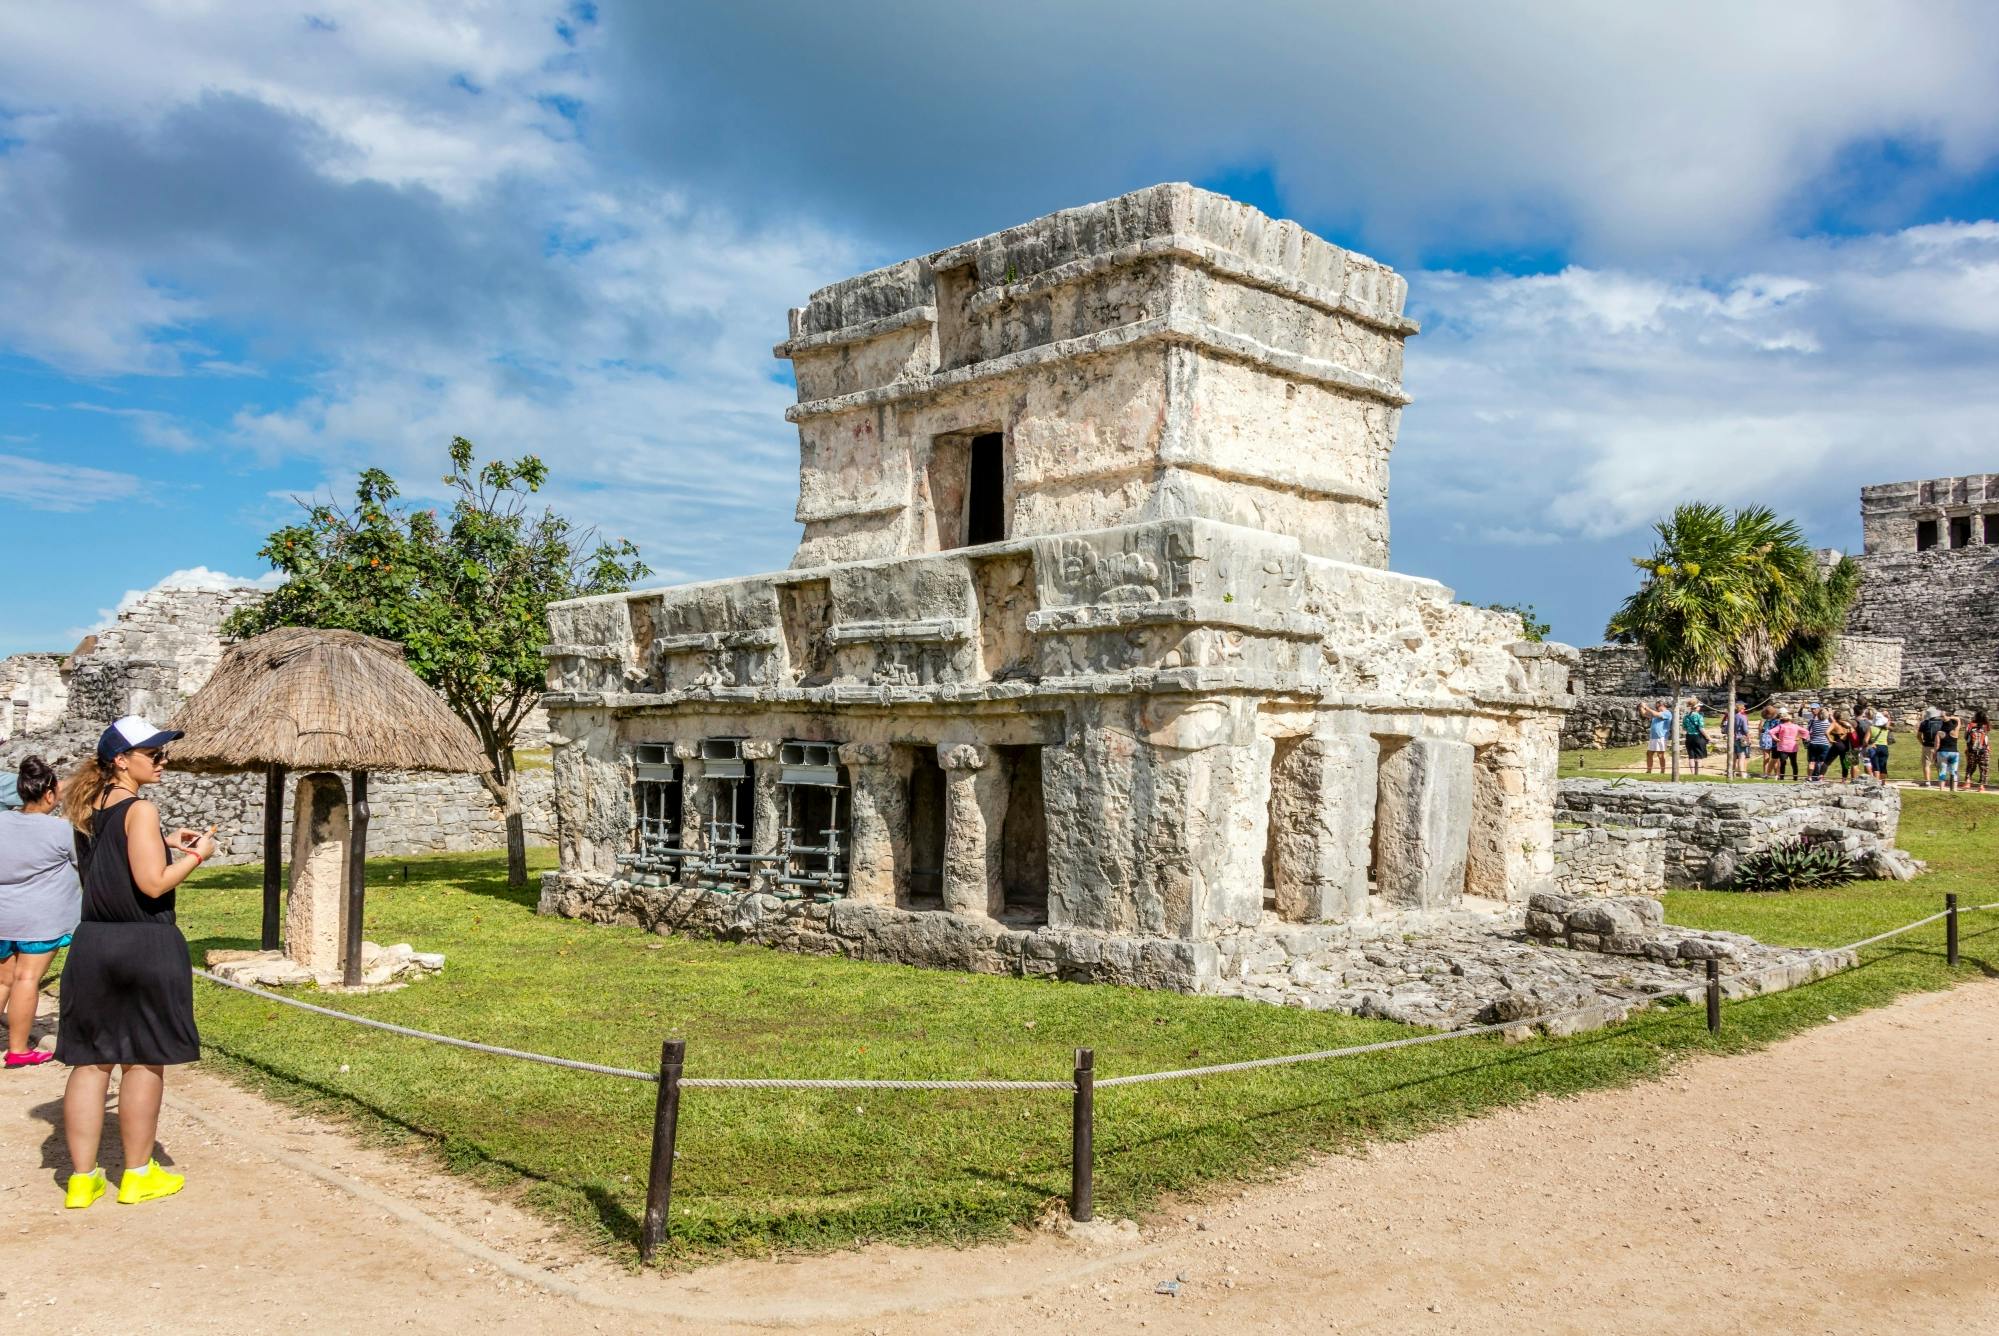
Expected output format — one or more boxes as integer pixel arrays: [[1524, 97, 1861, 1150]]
[[1919, 707, 1945, 786]]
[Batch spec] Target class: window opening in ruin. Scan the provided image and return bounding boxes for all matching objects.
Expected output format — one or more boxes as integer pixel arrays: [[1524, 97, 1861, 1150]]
[[1950, 516, 1973, 549], [1986, 514, 1999, 544], [1917, 519, 1939, 551], [1262, 735, 1305, 914], [966, 432, 1006, 546], [902, 747, 948, 909], [625, 744, 684, 880], [774, 741, 850, 901], [995, 744, 1048, 922], [697, 738, 756, 887]]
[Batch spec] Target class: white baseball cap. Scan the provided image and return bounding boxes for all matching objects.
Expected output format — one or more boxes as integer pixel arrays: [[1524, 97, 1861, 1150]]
[[96, 715, 184, 764]]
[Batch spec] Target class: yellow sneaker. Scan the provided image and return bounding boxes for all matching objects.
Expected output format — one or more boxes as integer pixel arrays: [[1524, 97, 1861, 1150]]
[[63, 1168, 107, 1209], [115, 1160, 184, 1205]]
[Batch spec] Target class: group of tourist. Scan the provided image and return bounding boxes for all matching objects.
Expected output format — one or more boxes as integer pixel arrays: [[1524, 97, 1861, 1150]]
[[0, 716, 207, 1208], [1635, 696, 1991, 791]]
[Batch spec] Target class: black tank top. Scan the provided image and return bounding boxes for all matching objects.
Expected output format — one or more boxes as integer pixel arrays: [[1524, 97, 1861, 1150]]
[[79, 796, 176, 925]]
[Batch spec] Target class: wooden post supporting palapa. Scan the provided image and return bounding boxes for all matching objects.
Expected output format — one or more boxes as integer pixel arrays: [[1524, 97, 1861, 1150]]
[[1070, 1046, 1095, 1222], [342, 770, 370, 987], [261, 763, 286, 951], [640, 1038, 687, 1265]]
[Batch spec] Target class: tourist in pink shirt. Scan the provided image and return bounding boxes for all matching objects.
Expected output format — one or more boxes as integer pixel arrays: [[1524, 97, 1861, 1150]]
[[1771, 713, 1805, 781]]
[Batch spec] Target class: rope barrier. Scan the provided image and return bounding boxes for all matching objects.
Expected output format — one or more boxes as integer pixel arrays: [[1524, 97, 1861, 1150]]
[[193, 901, 1998, 1094], [192, 969, 659, 1081]]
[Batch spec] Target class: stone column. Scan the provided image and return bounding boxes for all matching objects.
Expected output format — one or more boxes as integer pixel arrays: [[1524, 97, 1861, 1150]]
[[673, 741, 704, 885], [744, 740, 781, 890], [1269, 734, 1379, 923], [839, 743, 906, 908], [939, 743, 1006, 918], [1373, 737, 1475, 911], [286, 773, 350, 975]]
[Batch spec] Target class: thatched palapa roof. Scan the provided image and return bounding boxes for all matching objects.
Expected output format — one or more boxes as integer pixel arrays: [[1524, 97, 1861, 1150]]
[[169, 627, 486, 775]]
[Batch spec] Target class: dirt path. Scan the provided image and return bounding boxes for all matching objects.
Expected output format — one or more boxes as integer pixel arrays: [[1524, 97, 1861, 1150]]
[[3, 983, 1996, 1335]]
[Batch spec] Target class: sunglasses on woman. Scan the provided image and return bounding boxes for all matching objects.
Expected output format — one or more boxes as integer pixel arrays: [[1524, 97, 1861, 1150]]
[[133, 748, 170, 765]]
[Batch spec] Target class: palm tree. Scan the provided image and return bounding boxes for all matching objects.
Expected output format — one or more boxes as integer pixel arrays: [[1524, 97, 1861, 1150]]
[[1606, 504, 1757, 781], [1715, 508, 1818, 778], [1770, 553, 1862, 690]]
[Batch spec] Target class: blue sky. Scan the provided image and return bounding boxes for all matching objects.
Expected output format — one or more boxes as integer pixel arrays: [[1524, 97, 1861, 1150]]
[[4, 1, 1998, 655]]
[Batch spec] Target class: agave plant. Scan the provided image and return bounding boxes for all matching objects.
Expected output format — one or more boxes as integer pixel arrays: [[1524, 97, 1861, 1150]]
[[1733, 835, 1859, 892]]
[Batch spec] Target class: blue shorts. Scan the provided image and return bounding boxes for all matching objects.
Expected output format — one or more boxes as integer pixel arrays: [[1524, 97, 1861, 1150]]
[[0, 933, 72, 958]]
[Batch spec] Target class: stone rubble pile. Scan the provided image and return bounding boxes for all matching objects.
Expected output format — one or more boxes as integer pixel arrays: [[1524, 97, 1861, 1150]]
[[1213, 900, 1850, 1034], [205, 941, 446, 991]]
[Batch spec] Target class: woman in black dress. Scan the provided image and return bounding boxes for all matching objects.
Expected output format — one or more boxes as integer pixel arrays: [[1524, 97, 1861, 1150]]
[[55, 716, 213, 1209]]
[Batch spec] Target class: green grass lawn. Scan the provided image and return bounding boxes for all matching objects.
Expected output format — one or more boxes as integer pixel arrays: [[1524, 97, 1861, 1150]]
[[174, 790, 1994, 1267]]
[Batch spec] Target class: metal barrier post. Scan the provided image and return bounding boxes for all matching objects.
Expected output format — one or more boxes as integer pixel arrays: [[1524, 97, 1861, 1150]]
[[1070, 1047, 1094, 1223], [1705, 959, 1722, 1034], [640, 1038, 686, 1264], [1947, 893, 1960, 967]]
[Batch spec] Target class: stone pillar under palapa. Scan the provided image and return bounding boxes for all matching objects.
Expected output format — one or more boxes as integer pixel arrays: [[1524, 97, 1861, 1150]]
[[285, 772, 350, 975]]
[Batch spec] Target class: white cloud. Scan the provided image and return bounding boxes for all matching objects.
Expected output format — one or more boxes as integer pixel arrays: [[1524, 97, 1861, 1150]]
[[1398, 221, 1999, 546], [0, 454, 142, 511]]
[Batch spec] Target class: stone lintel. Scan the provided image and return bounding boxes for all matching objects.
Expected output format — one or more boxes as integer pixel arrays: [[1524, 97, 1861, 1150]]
[[772, 304, 936, 360], [784, 314, 1409, 424], [822, 618, 970, 646]]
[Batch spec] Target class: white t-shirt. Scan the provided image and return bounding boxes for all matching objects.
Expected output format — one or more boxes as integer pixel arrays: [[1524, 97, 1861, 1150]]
[[0, 810, 81, 941]]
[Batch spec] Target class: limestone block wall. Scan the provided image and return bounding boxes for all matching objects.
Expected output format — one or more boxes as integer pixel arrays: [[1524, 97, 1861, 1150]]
[[0, 654, 67, 738], [1554, 778, 1902, 889], [1824, 635, 1904, 691], [1552, 826, 1666, 898], [1846, 550, 1999, 697], [91, 585, 269, 706]]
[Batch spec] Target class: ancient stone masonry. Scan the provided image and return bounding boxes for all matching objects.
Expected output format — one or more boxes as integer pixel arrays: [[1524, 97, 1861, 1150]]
[[0, 579, 553, 861], [540, 185, 1586, 998], [1555, 778, 1913, 889], [1551, 825, 1665, 898], [0, 653, 66, 739]]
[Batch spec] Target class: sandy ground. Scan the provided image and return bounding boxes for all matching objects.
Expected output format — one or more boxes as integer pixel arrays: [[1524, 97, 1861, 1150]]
[[1, 983, 1995, 1335]]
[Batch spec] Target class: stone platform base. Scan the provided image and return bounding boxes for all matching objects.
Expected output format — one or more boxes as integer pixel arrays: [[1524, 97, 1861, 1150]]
[[541, 872, 1852, 1036], [205, 942, 446, 992]]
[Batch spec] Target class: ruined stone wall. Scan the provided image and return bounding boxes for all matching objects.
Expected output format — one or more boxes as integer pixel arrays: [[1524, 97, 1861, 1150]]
[[92, 585, 268, 707], [1845, 550, 1999, 697], [1554, 777, 1903, 888], [0, 654, 67, 738], [1552, 825, 1665, 898]]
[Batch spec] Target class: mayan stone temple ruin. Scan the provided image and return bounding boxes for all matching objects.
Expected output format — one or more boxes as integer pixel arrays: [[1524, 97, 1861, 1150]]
[[538, 185, 1843, 1021]]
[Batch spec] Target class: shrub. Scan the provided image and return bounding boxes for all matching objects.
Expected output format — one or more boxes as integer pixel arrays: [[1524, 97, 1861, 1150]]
[[1733, 835, 1858, 892]]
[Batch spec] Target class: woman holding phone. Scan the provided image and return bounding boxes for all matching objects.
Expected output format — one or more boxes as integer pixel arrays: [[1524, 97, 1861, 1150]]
[[56, 716, 212, 1209]]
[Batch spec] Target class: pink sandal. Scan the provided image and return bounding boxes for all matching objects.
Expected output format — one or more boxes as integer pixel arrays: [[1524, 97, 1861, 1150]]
[[4, 1051, 53, 1068]]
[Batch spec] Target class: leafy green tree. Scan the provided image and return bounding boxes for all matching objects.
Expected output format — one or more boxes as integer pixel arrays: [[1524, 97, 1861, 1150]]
[[1606, 503, 1758, 781], [228, 438, 649, 885], [1711, 507, 1819, 777]]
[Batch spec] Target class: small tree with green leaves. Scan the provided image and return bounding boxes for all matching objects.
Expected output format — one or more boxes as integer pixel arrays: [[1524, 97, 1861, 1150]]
[[1769, 552, 1862, 690], [1606, 503, 1758, 781], [228, 438, 649, 885]]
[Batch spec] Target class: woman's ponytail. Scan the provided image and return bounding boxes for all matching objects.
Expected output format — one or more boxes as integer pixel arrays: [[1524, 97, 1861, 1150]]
[[62, 757, 111, 836]]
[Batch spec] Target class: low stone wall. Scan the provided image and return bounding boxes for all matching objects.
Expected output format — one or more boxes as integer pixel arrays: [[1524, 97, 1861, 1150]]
[[1561, 696, 1657, 749], [1554, 777, 1906, 889], [1552, 825, 1665, 897], [539, 870, 1219, 990]]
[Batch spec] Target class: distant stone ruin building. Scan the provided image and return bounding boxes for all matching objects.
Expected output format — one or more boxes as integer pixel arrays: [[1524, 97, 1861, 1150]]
[[0, 579, 552, 861], [539, 185, 1579, 993], [1566, 472, 1998, 747]]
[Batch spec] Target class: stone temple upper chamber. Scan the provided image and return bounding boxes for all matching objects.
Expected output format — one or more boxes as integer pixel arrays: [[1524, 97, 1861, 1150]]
[[538, 184, 1578, 992]]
